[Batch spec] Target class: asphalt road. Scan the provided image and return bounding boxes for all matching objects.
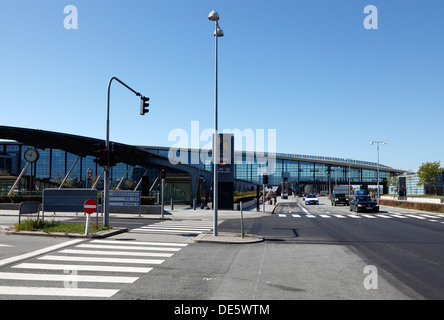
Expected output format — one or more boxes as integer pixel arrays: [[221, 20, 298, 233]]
[[268, 198, 444, 299], [0, 197, 443, 300]]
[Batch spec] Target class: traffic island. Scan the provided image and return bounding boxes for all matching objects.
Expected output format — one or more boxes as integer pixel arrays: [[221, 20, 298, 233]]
[[192, 231, 264, 244]]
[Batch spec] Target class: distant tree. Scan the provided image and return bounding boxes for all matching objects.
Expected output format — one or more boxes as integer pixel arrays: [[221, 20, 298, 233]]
[[386, 173, 398, 191], [417, 161, 443, 195]]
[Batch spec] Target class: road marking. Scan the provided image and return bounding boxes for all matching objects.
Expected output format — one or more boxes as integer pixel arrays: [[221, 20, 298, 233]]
[[320, 215, 331, 218], [292, 214, 301, 218], [39, 255, 164, 265], [390, 214, 407, 219], [77, 244, 182, 252], [278, 214, 287, 217], [59, 249, 174, 258], [91, 239, 188, 247], [334, 215, 346, 218], [361, 214, 377, 218], [306, 214, 316, 218], [133, 228, 204, 234], [0, 272, 138, 284], [347, 215, 361, 218], [376, 214, 392, 218], [405, 215, 426, 220], [0, 244, 12, 247], [0, 239, 84, 268], [420, 214, 441, 219], [0, 286, 119, 298], [13, 263, 152, 273]]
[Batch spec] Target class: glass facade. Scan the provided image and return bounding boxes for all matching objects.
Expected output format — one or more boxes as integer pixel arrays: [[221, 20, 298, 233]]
[[0, 142, 399, 196]]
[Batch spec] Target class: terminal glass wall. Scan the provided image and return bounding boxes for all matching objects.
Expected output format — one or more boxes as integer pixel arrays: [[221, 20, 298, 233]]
[[0, 143, 398, 195]]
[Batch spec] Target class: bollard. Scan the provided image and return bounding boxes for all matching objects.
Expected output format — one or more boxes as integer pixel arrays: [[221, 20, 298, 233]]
[[171, 198, 174, 210], [240, 201, 244, 238], [193, 198, 196, 210]]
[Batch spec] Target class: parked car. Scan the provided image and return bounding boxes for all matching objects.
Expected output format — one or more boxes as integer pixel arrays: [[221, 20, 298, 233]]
[[349, 195, 379, 213], [331, 193, 349, 206], [305, 194, 319, 205]]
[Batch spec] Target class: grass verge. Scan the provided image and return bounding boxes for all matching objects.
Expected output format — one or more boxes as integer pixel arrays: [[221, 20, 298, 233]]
[[14, 219, 113, 234]]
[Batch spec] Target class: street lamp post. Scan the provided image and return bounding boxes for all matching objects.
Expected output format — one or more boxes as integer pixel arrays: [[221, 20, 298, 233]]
[[104, 77, 147, 227], [370, 141, 386, 204], [208, 10, 224, 236]]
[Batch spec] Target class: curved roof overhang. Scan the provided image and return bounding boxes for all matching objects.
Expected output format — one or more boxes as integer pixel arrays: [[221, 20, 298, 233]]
[[0, 125, 213, 183]]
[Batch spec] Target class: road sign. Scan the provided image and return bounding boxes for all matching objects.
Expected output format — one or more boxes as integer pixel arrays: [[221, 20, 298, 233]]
[[87, 168, 92, 178], [83, 199, 97, 215], [107, 191, 141, 207]]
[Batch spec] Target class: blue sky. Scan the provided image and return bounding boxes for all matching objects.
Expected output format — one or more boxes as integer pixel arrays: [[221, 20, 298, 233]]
[[1, 0, 443, 171]]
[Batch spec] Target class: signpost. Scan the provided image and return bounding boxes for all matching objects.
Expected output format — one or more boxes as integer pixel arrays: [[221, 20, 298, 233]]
[[83, 199, 97, 235]]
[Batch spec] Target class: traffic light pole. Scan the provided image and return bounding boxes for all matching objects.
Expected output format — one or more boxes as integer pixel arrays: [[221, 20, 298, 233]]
[[104, 77, 143, 227], [263, 183, 266, 213]]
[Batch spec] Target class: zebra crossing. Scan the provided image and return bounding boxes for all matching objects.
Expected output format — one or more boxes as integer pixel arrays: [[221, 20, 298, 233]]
[[0, 239, 187, 298], [277, 212, 444, 223], [132, 219, 220, 236]]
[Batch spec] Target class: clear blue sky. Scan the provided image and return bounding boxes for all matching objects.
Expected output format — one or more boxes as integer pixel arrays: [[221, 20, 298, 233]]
[[1, 0, 443, 172]]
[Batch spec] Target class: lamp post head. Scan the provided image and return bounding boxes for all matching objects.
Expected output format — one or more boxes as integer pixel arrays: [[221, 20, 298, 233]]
[[383, 141, 386, 145], [208, 10, 220, 21], [214, 27, 224, 37], [370, 141, 374, 145]]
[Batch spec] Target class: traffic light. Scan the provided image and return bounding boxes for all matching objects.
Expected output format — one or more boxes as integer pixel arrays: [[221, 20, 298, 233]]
[[93, 149, 108, 167], [140, 96, 150, 115], [160, 168, 166, 179], [93, 149, 116, 167], [263, 174, 268, 185]]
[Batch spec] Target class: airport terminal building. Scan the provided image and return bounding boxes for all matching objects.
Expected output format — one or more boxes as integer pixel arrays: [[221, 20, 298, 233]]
[[0, 126, 403, 204]]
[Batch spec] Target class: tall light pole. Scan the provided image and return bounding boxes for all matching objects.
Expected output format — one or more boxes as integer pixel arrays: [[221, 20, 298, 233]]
[[208, 10, 224, 236], [370, 141, 386, 204]]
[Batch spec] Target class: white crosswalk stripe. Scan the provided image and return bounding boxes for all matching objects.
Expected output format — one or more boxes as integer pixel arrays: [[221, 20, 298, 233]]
[[0, 239, 187, 298], [276, 213, 444, 221], [132, 219, 219, 236]]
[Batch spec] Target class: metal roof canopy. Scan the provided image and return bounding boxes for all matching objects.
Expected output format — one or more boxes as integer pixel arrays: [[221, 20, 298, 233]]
[[0, 125, 212, 204]]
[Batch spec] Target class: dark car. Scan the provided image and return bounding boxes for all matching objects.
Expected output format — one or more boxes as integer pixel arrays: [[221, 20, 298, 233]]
[[331, 193, 349, 206], [349, 195, 379, 213]]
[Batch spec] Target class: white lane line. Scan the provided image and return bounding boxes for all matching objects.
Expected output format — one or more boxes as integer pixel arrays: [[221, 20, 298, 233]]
[[376, 214, 392, 219], [278, 214, 287, 217], [60, 249, 174, 258], [91, 240, 188, 247], [319, 215, 331, 218], [390, 214, 407, 219], [0, 244, 12, 247], [334, 215, 346, 218], [138, 225, 212, 231], [420, 214, 441, 219], [0, 272, 138, 284], [305, 214, 316, 218], [361, 214, 377, 219], [133, 229, 204, 234], [347, 215, 361, 218], [292, 214, 301, 218], [39, 255, 164, 265], [0, 286, 119, 298], [0, 239, 85, 268], [13, 263, 152, 273], [77, 244, 182, 252], [405, 215, 426, 220]]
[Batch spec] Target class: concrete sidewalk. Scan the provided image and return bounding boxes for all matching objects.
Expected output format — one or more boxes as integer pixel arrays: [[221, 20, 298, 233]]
[[0, 201, 278, 243]]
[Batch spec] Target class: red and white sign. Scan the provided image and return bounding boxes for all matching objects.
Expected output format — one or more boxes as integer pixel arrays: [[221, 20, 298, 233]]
[[83, 199, 97, 215], [87, 168, 92, 178]]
